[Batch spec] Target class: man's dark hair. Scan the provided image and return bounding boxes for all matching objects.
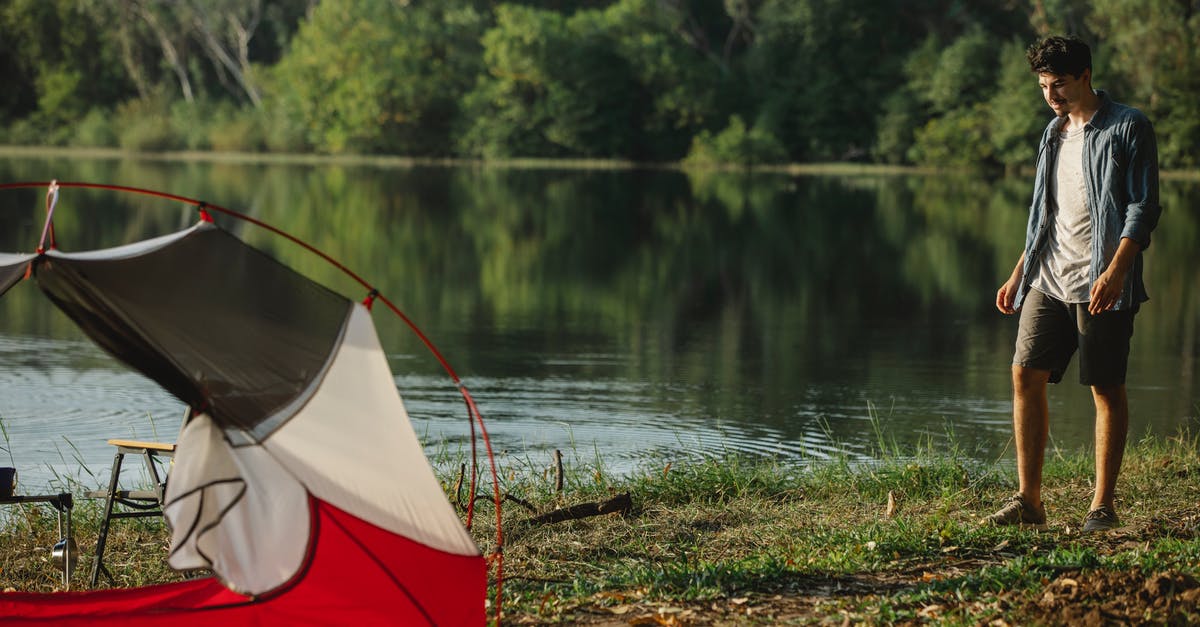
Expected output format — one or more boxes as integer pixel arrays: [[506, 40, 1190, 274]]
[[1026, 36, 1092, 77]]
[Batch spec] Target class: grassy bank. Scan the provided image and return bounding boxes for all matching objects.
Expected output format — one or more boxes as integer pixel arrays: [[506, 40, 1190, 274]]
[[4, 432, 1200, 624]]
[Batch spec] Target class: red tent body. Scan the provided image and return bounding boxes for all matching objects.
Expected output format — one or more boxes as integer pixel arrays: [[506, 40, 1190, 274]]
[[1, 500, 485, 625]]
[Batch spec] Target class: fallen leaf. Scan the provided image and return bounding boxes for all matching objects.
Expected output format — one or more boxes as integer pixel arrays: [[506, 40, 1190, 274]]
[[917, 604, 943, 618], [886, 490, 898, 518]]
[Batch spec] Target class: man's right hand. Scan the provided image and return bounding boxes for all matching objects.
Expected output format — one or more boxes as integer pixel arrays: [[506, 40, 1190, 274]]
[[996, 277, 1020, 314], [997, 254, 1026, 315]]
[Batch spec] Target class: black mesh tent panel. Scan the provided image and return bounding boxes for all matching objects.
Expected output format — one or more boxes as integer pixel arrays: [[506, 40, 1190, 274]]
[[32, 223, 353, 440]]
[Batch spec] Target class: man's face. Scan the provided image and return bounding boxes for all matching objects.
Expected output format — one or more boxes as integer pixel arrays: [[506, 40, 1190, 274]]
[[1038, 70, 1091, 116]]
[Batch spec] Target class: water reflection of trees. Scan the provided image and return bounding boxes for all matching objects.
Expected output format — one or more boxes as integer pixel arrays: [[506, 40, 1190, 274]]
[[1, 158, 1196, 434]]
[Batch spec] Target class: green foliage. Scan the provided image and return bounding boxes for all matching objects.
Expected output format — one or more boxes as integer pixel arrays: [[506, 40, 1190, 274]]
[[114, 92, 183, 152], [458, 0, 716, 160], [874, 90, 924, 165], [1156, 75, 1200, 169], [599, 0, 720, 159], [986, 38, 1048, 171], [683, 115, 787, 168], [206, 105, 266, 153], [34, 67, 86, 134], [271, 0, 486, 155], [906, 29, 1012, 169], [72, 109, 118, 148], [1087, 0, 1200, 169], [169, 100, 214, 151], [0, 0, 1197, 167], [457, 4, 617, 158], [902, 30, 1050, 171], [909, 105, 994, 168], [922, 27, 1000, 116]]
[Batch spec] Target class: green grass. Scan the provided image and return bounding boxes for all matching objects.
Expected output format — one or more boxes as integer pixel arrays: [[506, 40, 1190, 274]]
[[472, 429, 1200, 623], [4, 429, 1200, 624]]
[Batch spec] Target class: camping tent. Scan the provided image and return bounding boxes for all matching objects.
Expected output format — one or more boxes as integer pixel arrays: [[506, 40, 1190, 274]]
[[0, 219, 487, 625]]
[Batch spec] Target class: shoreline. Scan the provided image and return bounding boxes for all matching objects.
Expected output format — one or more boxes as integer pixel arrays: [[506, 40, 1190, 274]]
[[0, 144, 945, 177], [5, 143, 1200, 180]]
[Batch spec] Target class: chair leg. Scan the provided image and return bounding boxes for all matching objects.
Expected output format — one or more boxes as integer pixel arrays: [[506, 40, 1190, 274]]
[[90, 451, 125, 587], [143, 449, 166, 505]]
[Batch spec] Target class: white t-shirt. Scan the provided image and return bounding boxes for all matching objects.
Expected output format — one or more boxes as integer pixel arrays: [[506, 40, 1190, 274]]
[[1032, 124, 1092, 303]]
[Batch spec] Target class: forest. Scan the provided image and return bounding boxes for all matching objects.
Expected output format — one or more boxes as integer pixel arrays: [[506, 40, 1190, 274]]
[[1, 0, 1197, 170]]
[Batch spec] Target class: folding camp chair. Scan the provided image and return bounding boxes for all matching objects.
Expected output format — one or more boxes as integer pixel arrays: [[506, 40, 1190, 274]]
[[84, 405, 195, 588], [86, 438, 176, 586]]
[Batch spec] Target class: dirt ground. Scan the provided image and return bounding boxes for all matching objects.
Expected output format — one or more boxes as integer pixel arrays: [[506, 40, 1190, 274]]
[[510, 567, 1200, 625], [507, 506, 1200, 625]]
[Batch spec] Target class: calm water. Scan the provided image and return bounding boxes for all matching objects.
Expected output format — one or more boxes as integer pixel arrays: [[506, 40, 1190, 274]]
[[1, 156, 1198, 491]]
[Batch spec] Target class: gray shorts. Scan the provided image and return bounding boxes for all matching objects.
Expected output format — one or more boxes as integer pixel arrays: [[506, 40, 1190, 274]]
[[1013, 288, 1135, 386]]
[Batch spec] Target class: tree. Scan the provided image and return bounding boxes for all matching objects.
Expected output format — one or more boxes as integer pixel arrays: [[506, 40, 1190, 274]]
[[1089, 0, 1200, 168], [987, 38, 1047, 172], [272, 0, 486, 155], [459, 0, 720, 160], [683, 114, 786, 168], [745, 0, 914, 162], [0, 0, 135, 135]]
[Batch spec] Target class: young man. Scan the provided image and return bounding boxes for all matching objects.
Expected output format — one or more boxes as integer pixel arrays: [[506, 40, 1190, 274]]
[[989, 35, 1161, 532]]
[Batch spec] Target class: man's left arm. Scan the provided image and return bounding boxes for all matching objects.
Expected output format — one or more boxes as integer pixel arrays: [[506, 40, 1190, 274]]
[[1091, 113, 1162, 314], [1089, 237, 1140, 314]]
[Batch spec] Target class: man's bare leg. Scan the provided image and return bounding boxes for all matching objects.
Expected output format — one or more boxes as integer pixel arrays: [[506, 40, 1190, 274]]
[[1090, 384, 1129, 511], [1013, 365, 1051, 508]]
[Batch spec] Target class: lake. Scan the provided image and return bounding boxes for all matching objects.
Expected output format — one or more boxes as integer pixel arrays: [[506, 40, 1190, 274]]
[[1, 154, 1198, 491]]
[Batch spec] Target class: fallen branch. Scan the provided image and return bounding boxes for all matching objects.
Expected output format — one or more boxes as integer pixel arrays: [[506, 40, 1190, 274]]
[[520, 492, 632, 527]]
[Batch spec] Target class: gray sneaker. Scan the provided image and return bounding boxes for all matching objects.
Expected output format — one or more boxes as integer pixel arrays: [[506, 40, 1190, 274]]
[[984, 494, 1048, 530], [1082, 506, 1119, 534]]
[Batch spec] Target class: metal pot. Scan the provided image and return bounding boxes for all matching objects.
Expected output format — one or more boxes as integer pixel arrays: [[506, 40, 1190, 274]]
[[52, 536, 78, 573]]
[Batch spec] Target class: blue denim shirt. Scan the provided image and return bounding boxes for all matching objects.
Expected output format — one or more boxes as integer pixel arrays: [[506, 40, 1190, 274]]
[[1014, 91, 1162, 312]]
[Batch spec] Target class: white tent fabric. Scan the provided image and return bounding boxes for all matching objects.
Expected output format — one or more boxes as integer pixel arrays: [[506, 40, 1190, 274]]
[[45, 228, 195, 261], [165, 414, 310, 595], [264, 304, 477, 555], [0, 252, 36, 264], [163, 304, 477, 594]]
